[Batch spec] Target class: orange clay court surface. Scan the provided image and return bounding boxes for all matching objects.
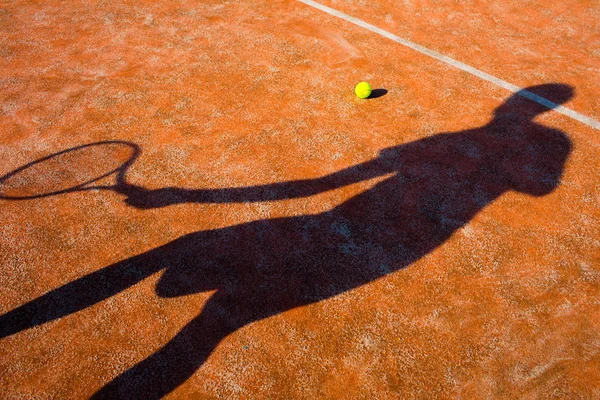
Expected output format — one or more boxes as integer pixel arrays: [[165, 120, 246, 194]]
[[1, 0, 600, 398]]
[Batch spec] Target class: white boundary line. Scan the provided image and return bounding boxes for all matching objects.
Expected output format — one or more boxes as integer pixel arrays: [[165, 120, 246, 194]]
[[298, 0, 600, 130]]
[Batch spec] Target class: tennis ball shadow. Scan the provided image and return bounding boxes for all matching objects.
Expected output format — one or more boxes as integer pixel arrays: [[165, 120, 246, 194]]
[[368, 88, 388, 99]]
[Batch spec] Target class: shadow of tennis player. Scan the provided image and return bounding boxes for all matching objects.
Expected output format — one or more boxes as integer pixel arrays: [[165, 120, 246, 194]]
[[0, 84, 573, 398]]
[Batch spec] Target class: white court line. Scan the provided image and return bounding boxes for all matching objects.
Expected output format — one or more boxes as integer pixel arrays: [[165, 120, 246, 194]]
[[298, 0, 600, 130]]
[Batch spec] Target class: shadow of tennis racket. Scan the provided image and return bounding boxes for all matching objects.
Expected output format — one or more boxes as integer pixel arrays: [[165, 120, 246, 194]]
[[0, 141, 148, 201]]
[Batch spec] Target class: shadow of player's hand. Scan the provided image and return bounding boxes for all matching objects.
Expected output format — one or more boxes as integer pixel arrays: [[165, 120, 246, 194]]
[[124, 187, 188, 209]]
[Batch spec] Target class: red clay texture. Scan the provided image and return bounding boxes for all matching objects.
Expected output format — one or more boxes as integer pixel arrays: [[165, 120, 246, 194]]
[[1, 0, 599, 399]]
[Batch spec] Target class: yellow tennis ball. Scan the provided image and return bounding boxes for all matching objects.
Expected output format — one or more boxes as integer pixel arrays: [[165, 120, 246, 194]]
[[354, 81, 372, 99]]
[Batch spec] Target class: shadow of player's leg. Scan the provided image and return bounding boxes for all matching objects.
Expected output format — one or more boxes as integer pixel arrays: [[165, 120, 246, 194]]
[[92, 291, 243, 399], [0, 250, 165, 339]]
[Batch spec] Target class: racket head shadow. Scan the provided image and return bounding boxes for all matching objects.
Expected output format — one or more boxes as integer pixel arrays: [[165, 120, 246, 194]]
[[0, 141, 140, 200]]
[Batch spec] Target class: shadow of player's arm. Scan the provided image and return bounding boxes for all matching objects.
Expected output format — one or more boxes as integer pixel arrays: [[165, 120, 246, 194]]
[[124, 157, 393, 209], [0, 250, 165, 339]]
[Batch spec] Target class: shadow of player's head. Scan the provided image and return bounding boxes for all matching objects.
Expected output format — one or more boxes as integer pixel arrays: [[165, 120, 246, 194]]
[[490, 84, 573, 196], [379, 84, 573, 198], [494, 83, 574, 121]]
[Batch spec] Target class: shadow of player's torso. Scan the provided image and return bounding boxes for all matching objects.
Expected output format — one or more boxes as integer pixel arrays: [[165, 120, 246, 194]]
[[153, 123, 569, 324]]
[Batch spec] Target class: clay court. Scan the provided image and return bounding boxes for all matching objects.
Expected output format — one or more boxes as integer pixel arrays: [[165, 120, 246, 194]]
[[1, 0, 599, 398]]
